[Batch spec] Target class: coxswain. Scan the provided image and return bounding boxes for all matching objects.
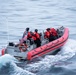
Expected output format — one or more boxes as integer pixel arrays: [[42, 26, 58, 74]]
[[20, 27, 30, 43], [22, 27, 30, 38]]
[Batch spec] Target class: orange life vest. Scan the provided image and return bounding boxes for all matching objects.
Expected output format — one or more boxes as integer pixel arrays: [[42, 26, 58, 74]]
[[27, 32, 32, 39], [50, 28, 57, 36], [32, 35, 36, 40], [34, 32, 40, 40], [44, 31, 50, 38]]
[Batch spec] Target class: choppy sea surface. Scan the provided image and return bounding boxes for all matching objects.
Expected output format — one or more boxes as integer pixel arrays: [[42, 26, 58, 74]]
[[0, 0, 76, 75]]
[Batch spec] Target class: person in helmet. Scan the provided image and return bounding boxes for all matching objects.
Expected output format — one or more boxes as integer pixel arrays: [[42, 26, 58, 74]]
[[27, 31, 33, 45], [34, 29, 41, 47], [20, 27, 30, 43], [22, 27, 30, 38]]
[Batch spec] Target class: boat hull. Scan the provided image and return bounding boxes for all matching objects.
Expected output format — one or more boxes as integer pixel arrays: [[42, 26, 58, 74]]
[[27, 28, 69, 60]]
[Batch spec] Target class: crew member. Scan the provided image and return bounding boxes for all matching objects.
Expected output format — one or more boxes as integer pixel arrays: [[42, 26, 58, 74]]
[[27, 31, 33, 45], [34, 29, 41, 47], [31, 32, 36, 44], [44, 28, 50, 41], [50, 28, 58, 40], [22, 27, 30, 38], [20, 27, 30, 43]]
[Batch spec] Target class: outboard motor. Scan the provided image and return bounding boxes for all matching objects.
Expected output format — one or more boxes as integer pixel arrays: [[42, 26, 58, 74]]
[[57, 26, 64, 37], [8, 42, 15, 46]]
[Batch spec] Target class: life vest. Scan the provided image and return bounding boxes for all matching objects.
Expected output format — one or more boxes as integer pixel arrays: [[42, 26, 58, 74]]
[[44, 31, 50, 38], [19, 43, 27, 52], [27, 32, 32, 39], [32, 35, 36, 41], [34, 32, 40, 40], [50, 28, 57, 36]]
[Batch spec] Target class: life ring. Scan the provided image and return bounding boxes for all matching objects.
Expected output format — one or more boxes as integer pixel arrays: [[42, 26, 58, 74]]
[[19, 43, 27, 52]]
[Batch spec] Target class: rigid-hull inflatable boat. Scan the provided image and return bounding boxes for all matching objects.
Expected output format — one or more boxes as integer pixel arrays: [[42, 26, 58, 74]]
[[1, 26, 69, 60]]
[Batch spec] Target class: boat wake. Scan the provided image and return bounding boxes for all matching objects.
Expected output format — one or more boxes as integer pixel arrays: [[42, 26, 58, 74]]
[[0, 39, 76, 75]]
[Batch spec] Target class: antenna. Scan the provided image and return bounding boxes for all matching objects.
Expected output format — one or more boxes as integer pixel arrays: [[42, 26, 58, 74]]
[[7, 23, 9, 43]]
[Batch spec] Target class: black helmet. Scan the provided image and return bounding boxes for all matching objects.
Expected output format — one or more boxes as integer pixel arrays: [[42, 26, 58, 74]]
[[26, 27, 29, 31], [23, 41, 26, 44], [46, 28, 50, 31], [35, 29, 38, 32]]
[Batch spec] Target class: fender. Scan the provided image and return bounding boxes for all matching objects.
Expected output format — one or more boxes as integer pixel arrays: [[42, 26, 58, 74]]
[[1, 49, 5, 55]]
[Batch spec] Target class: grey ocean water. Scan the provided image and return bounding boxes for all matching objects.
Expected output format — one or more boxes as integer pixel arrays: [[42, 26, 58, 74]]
[[0, 0, 76, 75]]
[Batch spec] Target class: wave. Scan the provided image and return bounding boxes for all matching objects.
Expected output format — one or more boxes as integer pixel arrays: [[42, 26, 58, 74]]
[[0, 54, 17, 69], [0, 54, 35, 75], [8, 62, 36, 75]]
